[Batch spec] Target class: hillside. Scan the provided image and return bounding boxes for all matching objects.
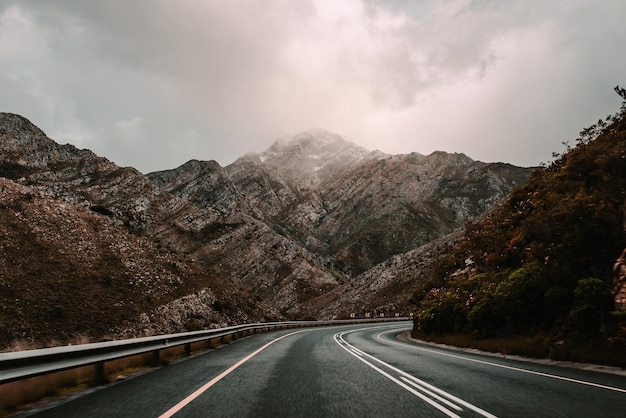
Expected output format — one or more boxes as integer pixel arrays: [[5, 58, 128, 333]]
[[0, 178, 278, 349], [411, 89, 626, 366], [0, 113, 279, 349]]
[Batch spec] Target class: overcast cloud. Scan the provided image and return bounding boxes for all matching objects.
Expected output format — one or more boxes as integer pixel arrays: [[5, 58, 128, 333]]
[[1, 0, 625, 173]]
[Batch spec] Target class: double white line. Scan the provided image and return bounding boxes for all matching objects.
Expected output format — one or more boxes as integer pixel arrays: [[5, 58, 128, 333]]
[[334, 329, 497, 418]]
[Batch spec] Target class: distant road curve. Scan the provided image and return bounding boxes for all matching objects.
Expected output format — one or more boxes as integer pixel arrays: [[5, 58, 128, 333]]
[[23, 322, 626, 417]]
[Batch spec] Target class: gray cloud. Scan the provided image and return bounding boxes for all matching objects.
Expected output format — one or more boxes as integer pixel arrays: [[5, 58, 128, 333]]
[[1, 0, 625, 173]]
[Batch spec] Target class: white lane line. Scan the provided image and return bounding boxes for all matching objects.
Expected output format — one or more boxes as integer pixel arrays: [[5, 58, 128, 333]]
[[399, 373, 497, 418], [159, 329, 308, 418], [335, 330, 498, 418], [376, 329, 626, 394], [339, 331, 497, 418], [399, 377, 463, 412], [334, 333, 462, 418]]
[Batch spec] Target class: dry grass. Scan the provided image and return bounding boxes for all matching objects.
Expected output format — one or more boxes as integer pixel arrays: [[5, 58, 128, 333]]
[[550, 337, 626, 368], [412, 331, 551, 359], [0, 366, 93, 416], [411, 330, 626, 368]]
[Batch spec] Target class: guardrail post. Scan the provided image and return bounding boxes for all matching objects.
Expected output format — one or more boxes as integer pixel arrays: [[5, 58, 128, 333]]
[[152, 350, 160, 365], [184, 343, 191, 356], [208, 337, 219, 348], [93, 361, 106, 385]]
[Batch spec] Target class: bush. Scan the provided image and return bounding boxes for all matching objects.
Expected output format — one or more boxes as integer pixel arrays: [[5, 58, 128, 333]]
[[566, 277, 611, 334]]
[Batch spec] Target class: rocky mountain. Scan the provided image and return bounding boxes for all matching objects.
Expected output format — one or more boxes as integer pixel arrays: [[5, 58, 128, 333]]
[[253, 129, 383, 188], [150, 131, 533, 277], [148, 128, 534, 316], [1, 113, 534, 348]]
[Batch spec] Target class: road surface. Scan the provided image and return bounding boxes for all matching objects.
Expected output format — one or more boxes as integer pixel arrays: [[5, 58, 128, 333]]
[[20, 322, 626, 417]]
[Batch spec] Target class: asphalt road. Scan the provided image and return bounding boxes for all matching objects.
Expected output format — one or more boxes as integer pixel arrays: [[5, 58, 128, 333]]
[[20, 322, 626, 417]]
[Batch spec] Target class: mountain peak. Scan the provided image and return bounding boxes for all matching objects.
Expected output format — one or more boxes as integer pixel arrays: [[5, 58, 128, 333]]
[[258, 129, 375, 187], [0, 112, 45, 134], [0, 112, 53, 152], [267, 129, 364, 155], [0, 112, 76, 172]]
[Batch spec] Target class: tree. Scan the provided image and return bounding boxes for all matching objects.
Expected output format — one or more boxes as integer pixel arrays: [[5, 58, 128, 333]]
[[567, 277, 610, 334]]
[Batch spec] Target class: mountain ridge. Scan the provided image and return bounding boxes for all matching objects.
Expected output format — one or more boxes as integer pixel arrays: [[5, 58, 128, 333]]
[[148, 129, 535, 307], [1, 112, 534, 348]]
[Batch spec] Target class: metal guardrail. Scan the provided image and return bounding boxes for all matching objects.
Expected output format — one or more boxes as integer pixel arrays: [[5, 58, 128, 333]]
[[0, 318, 410, 385]]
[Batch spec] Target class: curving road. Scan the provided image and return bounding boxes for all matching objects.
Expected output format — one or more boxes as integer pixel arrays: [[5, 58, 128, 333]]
[[21, 322, 626, 417]]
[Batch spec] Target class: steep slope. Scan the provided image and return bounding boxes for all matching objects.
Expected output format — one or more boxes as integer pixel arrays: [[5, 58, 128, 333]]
[[0, 178, 277, 350], [146, 159, 239, 216], [0, 114, 344, 318], [297, 230, 463, 320], [316, 151, 533, 275], [148, 159, 347, 313], [410, 95, 626, 365], [0, 113, 280, 349]]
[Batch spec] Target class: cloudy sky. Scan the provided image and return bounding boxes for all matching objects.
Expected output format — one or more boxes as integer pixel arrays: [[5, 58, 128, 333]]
[[1, 0, 625, 173]]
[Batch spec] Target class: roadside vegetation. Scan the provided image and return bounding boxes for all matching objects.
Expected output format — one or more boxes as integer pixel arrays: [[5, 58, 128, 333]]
[[412, 87, 626, 367]]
